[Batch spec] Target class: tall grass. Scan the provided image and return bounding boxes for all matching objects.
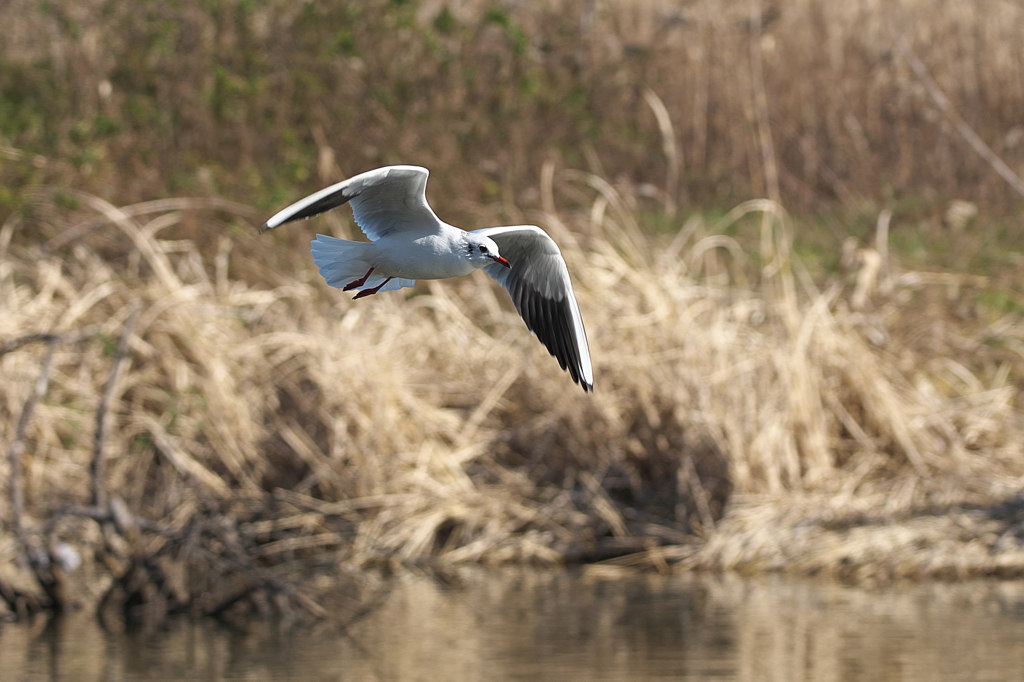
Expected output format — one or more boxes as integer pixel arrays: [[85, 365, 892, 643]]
[[3, 157, 1024, 620], [2, 0, 1024, 216]]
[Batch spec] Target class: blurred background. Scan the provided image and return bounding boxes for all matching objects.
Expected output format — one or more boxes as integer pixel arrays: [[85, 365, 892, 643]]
[[4, 0, 1024, 222], [2, 0, 1024, 634]]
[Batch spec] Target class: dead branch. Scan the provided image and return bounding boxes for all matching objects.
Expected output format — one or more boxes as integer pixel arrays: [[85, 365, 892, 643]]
[[0, 325, 99, 360], [5, 340, 73, 612], [8, 341, 59, 542], [91, 307, 140, 508]]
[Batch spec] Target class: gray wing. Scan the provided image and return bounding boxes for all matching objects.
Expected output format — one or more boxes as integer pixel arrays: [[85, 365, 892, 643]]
[[260, 165, 443, 241], [476, 225, 593, 392]]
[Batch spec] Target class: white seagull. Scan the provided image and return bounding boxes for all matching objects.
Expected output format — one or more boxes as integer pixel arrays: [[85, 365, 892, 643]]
[[260, 165, 593, 392]]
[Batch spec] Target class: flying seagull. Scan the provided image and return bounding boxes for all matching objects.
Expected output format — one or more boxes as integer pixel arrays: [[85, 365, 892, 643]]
[[260, 165, 593, 392]]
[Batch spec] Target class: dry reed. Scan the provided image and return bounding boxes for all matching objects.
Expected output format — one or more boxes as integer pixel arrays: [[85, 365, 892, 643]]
[[2, 156, 1024, 621], [3, 0, 1024, 215]]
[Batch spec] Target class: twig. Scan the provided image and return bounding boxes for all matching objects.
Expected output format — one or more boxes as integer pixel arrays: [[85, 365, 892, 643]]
[[5, 327, 107, 617], [0, 325, 99, 359], [5, 341, 76, 613], [891, 27, 1024, 198], [47, 503, 174, 536], [91, 307, 140, 508], [88, 310, 150, 622], [8, 341, 59, 542], [0, 333, 57, 358]]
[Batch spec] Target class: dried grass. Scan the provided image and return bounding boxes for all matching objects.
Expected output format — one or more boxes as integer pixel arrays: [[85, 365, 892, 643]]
[[2, 161, 1024, 622], [3, 0, 1024, 213], [3, 0, 1024, 620]]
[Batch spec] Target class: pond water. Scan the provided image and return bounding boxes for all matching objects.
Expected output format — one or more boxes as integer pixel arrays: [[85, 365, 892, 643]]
[[4, 569, 1024, 681]]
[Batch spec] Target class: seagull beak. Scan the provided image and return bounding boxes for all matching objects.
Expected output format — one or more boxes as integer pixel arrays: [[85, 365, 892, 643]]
[[491, 255, 512, 268]]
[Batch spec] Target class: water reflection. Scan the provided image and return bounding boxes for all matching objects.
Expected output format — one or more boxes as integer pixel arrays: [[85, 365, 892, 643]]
[[4, 569, 1024, 681]]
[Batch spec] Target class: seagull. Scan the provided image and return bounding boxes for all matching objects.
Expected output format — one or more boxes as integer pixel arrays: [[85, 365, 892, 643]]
[[260, 165, 593, 392]]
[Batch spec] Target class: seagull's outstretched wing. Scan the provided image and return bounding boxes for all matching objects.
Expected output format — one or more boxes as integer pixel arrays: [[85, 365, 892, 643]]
[[476, 225, 593, 392], [260, 165, 443, 241]]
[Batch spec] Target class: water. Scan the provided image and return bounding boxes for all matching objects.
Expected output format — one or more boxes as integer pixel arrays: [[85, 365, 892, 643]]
[[4, 569, 1024, 681]]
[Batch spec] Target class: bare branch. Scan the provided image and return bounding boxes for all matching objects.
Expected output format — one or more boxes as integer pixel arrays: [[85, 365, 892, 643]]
[[0, 325, 98, 359], [8, 341, 59, 542], [91, 307, 140, 508]]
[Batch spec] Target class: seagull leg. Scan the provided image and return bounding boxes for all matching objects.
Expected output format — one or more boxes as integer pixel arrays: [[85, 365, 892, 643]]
[[352, 277, 393, 299], [342, 266, 376, 291]]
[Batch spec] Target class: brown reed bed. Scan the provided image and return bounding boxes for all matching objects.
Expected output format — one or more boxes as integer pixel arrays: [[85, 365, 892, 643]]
[[2, 161, 1024, 624]]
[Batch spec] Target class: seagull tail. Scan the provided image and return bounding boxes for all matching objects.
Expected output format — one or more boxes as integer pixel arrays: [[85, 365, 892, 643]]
[[310, 234, 415, 293], [311, 234, 376, 289]]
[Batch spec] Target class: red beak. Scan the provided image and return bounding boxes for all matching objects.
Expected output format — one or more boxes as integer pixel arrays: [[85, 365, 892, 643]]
[[491, 255, 511, 268]]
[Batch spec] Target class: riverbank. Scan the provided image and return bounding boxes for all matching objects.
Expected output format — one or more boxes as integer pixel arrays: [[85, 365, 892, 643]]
[[2, 173, 1023, 623]]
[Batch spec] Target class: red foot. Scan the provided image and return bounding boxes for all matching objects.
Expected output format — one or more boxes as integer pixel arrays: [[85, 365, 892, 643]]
[[353, 277, 393, 299], [343, 266, 376, 291]]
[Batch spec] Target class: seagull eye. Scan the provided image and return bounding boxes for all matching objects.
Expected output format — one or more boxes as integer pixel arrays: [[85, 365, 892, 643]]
[[479, 245, 488, 253]]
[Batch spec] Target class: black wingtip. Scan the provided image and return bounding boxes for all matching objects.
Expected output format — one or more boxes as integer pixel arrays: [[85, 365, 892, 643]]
[[573, 367, 593, 393]]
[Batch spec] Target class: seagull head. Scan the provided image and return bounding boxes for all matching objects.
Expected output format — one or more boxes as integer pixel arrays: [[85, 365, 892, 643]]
[[465, 234, 511, 269]]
